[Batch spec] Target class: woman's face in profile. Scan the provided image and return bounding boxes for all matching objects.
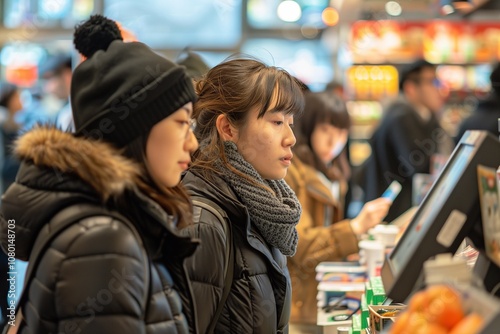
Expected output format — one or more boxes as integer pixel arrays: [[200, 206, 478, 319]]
[[146, 102, 198, 187], [311, 123, 348, 165], [232, 106, 296, 180]]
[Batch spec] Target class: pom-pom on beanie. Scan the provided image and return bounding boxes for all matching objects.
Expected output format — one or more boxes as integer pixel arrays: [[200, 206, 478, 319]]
[[71, 15, 196, 147]]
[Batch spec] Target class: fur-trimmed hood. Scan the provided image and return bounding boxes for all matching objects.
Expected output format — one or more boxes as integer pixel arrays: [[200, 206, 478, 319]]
[[0, 127, 146, 260], [14, 126, 140, 201]]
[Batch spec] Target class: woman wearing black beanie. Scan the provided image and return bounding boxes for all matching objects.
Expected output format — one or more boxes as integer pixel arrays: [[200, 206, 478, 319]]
[[0, 15, 199, 334]]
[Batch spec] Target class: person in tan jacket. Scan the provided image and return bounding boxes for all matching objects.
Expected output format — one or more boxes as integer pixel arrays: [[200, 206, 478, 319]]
[[286, 91, 392, 333]]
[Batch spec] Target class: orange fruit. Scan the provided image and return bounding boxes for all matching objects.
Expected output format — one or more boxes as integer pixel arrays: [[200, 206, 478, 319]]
[[415, 323, 448, 334], [425, 284, 461, 305], [426, 296, 465, 330], [404, 312, 429, 334], [408, 290, 429, 313], [390, 312, 445, 334], [388, 311, 410, 334], [424, 285, 465, 330], [449, 313, 484, 334]]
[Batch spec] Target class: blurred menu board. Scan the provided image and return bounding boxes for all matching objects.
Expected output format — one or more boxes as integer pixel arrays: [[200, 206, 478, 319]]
[[1, 43, 45, 87], [5, 65, 37, 87], [350, 21, 500, 64], [474, 24, 500, 63], [424, 22, 500, 64], [349, 21, 425, 64], [436, 64, 492, 92], [345, 65, 399, 101]]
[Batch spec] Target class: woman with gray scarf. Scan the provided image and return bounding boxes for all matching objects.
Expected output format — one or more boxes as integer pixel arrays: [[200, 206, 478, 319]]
[[181, 56, 304, 334]]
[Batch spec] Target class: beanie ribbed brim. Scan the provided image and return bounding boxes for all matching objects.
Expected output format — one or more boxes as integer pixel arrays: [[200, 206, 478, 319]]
[[75, 68, 196, 147]]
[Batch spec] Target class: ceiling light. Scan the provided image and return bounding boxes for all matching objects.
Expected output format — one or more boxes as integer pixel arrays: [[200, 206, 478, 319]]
[[441, 4, 455, 15], [277, 1, 302, 23], [385, 1, 402, 16], [322, 7, 339, 26]]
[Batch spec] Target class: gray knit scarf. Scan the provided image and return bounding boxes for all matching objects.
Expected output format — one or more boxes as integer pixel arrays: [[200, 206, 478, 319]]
[[216, 141, 301, 256]]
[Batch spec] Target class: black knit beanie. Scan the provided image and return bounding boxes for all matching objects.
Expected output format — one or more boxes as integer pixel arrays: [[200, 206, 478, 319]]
[[71, 15, 196, 148]]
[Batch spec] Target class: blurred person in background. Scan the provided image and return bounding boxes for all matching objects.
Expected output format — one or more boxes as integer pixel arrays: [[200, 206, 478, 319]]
[[455, 62, 500, 142], [15, 86, 54, 132], [324, 80, 356, 217], [358, 59, 452, 222], [181, 57, 304, 333], [0, 82, 23, 192], [285, 91, 391, 333], [0, 81, 24, 328], [325, 80, 346, 100], [39, 53, 74, 131], [176, 48, 210, 81]]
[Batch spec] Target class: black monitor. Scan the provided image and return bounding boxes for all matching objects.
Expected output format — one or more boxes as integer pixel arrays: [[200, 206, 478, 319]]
[[381, 130, 500, 303]]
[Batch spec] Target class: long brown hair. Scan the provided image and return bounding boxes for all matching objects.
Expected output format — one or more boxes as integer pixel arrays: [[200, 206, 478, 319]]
[[294, 91, 350, 179], [191, 56, 304, 185], [136, 178, 192, 229]]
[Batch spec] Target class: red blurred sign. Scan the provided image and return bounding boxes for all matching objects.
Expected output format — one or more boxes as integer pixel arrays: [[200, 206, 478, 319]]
[[350, 21, 425, 64], [350, 21, 500, 64], [6, 65, 38, 87]]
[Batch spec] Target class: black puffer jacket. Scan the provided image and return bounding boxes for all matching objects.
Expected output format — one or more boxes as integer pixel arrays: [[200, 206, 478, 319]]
[[181, 170, 291, 334], [0, 128, 199, 334]]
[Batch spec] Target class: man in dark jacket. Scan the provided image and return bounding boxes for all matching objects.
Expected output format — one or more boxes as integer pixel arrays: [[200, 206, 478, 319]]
[[455, 62, 500, 143], [359, 59, 452, 222]]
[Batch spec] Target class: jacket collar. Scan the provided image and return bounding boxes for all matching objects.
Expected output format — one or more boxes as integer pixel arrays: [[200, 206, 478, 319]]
[[183, 169, 245, 221], [183, 170, 287, 270], [130, 188, 199, 260]]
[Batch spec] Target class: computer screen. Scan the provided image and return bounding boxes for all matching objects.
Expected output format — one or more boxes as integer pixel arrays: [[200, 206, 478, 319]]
[[103, 0, 242, 49], [381, 130, 500, 302], [240, 38, 334, 92]]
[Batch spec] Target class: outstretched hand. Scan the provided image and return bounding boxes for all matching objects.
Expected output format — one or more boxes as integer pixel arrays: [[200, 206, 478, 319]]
[[350, 197, 392, 236]]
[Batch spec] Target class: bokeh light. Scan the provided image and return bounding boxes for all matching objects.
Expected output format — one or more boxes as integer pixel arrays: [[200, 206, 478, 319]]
[[322, 7, 339, 27], [277, 1, 302, 23]]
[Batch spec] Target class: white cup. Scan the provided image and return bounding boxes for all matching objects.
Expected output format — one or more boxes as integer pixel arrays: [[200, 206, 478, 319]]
[[370, 224, 400, 247], [358, 240, 385, 278]]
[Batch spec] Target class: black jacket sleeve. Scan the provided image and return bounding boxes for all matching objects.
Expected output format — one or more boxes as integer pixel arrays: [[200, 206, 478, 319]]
[[179, 207, 228, 334], [25, 216, 149, 334]]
